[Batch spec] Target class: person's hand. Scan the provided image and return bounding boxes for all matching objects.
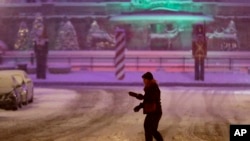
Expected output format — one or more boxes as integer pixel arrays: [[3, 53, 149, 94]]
[[136, 94, 144, 100], [128, 91, 138, 97], [133, 105, 141, 112]]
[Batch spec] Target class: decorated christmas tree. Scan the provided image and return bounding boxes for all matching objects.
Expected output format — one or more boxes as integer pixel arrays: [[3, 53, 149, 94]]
[[86, 20, 115, 50], [54, 20, 80, 50], [54, 21, 65, 50], [14, 21, 31, 50]]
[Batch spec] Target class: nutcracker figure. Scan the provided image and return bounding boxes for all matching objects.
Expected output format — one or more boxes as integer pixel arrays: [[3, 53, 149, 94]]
[[192, 23, 207, 81], [34, 28, 48, 79]]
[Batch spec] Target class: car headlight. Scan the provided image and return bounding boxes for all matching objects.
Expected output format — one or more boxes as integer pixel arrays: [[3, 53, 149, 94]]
[[21, 89, 27, 95], [1, 91, 16, 101], [8, 91, 16, 99], [21, 85, 28, 95]]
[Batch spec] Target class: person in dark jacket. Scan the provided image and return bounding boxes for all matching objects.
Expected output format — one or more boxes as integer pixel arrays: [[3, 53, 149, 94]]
[[34, 29, 48, 79], [128, 72, 163, 141]]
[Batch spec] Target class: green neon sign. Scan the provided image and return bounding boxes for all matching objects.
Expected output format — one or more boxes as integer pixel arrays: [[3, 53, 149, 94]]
[[131, 0, 197, 12]]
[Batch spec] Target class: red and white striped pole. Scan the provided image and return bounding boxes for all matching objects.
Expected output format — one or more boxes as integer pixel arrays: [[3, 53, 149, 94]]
[[114, 28, 126, 80]]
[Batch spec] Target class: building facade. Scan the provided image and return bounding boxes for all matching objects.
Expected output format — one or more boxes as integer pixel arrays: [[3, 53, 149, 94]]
[[0, 0, 249, 51]]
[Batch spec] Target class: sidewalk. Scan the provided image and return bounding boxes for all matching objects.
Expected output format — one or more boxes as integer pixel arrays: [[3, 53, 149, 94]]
[[29, 70, 250, 87]]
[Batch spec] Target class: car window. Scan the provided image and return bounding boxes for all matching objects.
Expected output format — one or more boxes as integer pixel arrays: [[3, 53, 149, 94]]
[[11, 76, 19, 86]]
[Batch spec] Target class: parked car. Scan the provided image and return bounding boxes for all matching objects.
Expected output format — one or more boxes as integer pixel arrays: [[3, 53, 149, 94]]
[[0, 75, 22, 110], [0, 70, 34, 105]]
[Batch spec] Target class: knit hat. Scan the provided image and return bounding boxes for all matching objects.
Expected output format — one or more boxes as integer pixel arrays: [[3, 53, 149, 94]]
[[142, 72, 154, 80]]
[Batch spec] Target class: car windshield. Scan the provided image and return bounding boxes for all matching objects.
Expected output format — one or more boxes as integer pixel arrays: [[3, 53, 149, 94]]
[[12, 74, 23, 84], [24, 73, 29, 79]]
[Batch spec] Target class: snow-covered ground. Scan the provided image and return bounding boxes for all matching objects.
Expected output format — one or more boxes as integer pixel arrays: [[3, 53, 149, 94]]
[[0, 86, 250, 141]]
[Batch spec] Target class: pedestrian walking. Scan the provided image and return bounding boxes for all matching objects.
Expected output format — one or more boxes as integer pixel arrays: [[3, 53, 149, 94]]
[[128, 72, 164, 141]]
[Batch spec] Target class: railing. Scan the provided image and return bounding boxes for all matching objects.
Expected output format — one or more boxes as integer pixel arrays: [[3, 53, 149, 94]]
[[1, 55, 250, 72]]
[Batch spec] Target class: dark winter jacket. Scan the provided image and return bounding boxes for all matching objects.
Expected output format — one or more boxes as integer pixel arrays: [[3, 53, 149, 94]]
[[138, 82, 162, 114], [34, 41, 49, 55]]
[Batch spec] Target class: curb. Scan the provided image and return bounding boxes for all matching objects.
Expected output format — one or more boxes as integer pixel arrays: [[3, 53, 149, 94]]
[[33, 81, 250, 87]]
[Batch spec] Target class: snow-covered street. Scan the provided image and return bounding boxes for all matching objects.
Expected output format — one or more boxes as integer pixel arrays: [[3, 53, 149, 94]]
[[1, 86, 250, 141]]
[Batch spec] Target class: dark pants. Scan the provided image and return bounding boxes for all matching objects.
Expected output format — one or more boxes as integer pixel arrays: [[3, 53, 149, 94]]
[[144, 113, 163, 141], [36, 54, 47, 79], [194, 57, 204, 81]]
